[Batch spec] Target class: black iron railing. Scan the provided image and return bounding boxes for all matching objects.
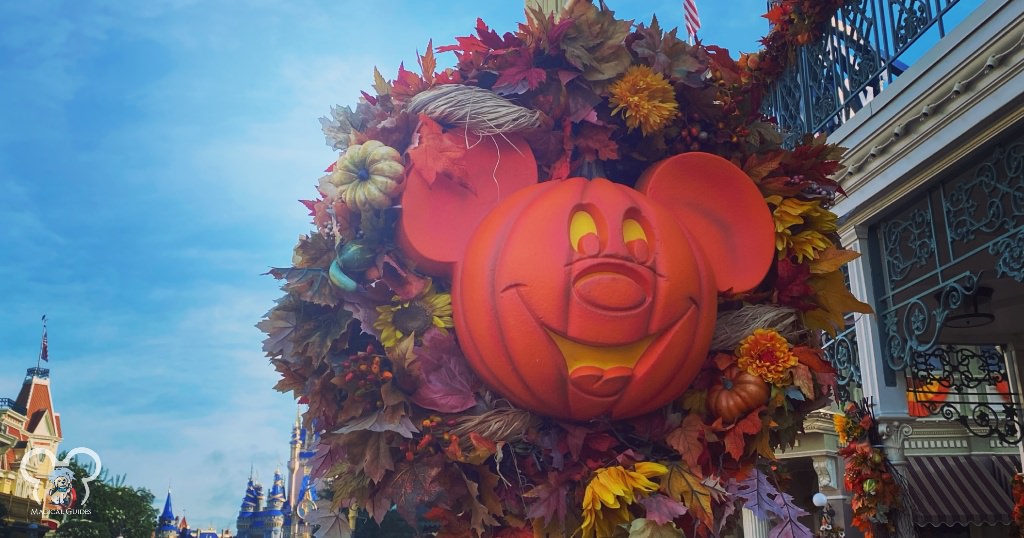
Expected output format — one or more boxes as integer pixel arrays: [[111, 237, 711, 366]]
[[765, 0, 968, 142], [26, 367, 49, 379], [0, 397, 27, 415]]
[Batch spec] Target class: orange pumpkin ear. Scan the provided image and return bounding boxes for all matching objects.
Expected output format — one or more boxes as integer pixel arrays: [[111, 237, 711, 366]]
[[397, 117, 538, 276], [636, 152, 774, 293]]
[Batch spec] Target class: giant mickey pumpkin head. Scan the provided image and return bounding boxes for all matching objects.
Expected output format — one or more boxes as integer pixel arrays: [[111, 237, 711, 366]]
[[399, 124, 774, 421]]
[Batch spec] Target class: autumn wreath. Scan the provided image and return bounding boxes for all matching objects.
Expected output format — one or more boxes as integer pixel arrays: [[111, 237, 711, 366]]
[[260, 1, 869, 536]]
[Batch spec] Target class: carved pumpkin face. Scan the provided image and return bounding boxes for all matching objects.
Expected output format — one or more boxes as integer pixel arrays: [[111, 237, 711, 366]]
[[456, 178, 717, 419], [398, 125, 774, 420]]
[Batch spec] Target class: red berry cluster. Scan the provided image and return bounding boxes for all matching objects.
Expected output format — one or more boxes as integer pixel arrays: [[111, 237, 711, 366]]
[[338, 347, 393, 413], [403, 415, 462, 462]]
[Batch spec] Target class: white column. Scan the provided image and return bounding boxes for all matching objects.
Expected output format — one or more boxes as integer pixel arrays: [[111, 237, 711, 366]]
[[841, 225, 910, 418], [742, 508, 771, 538]]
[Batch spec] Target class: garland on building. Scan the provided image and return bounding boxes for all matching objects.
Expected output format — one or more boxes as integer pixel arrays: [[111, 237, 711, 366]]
[[260, 2, 869, 537], [833, 401, 903, 538]]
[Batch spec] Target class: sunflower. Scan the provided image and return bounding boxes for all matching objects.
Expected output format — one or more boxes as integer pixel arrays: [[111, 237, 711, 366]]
[[765, 195, 838, 262], [581, 462, 667, 538], [373, 282, 453, 348], [608, 65, 679, 136], [736, 328, 798, 385]]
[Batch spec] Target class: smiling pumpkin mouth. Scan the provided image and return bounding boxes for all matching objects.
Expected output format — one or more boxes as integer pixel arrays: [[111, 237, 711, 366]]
[[546, 330, 655, 398]]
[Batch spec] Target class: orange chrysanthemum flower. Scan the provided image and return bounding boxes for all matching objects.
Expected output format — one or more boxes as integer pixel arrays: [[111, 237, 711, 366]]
[[736, 328, 798, 385], [608, 66, 679, 136]]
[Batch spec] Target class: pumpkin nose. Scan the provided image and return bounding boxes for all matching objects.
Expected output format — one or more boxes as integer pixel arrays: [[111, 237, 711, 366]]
[[573, 271, 646, 311]]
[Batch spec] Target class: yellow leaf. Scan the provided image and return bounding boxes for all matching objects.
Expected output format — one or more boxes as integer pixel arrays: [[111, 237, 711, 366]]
[[372, 67, 390, 96], [806, 269, 873, 336], [679, 388, 707, 415], [809, 246, 861, 274], [659, 463, 713, 527]]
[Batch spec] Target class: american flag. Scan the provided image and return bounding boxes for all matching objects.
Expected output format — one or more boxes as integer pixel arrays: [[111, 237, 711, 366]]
[[40, 315, 48, 362], [684, 0, 701, 42]]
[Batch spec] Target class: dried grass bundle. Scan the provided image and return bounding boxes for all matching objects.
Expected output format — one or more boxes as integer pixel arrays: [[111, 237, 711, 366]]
[[406, 85, 543, 136], [711, 304, 804, 351], [449, 406, 540, 447]]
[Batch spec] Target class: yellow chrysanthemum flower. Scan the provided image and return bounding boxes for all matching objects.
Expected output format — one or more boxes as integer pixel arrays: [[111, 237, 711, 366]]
[[833, 413, 849, 445], [736, 328, 798, 385], [608, 66, 679, 136], [765, 195, 838, 262], [373, 281, 453, 348], [581, 463, 667, 538]]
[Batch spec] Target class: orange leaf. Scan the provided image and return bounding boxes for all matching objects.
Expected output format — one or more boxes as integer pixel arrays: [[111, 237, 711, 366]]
[[420, 40, 436, 84], [792, 346, 834, 374], [406, 115, 469, 187], [723, 409, 764, 460], [665, 414, 707, 472]]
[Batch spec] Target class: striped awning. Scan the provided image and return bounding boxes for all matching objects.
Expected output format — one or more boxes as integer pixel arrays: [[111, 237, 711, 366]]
[[903, 455, 1020, 527]]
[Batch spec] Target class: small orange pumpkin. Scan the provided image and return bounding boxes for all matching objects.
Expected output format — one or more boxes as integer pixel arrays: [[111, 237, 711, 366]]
[[707, 366, 771, 423]]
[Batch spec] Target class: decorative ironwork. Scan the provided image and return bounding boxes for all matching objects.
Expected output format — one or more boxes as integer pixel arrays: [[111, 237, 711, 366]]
[[907, 345, 1021, 444], [880, 206, 934, 285], [989, 230, 1024, 282], [0, 397, 27, 415], [823, 324, 862, 405], [871, 131, 1024, 443], [881, 271, 982, 371], [765, 0, 964, 138]]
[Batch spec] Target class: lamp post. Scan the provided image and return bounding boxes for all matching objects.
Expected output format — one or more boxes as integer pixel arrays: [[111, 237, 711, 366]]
[[812, 493, 842, 538]]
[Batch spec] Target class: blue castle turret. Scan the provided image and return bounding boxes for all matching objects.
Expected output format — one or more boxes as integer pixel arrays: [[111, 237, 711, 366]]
[[156, 491, 178, 538]]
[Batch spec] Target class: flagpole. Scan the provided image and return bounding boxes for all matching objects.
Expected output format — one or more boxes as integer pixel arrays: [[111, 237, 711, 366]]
[[37, 315, 47, 370]]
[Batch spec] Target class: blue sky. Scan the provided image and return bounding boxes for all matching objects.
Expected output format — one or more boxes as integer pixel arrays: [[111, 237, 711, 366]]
[[0, 0, 771, 530]]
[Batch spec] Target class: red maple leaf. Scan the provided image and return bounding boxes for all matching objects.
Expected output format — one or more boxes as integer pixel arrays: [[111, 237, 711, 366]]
[[492, 55, 547, 95]]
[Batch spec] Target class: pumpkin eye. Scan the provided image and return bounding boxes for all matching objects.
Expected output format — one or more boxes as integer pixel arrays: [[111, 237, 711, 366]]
[[570, 210, 600, 255], [623, 218, 650, 262]]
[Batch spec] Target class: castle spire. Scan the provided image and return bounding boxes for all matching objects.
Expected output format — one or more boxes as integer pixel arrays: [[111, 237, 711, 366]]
[[156, 490, 178, 538], [267, 469, 286, 510]]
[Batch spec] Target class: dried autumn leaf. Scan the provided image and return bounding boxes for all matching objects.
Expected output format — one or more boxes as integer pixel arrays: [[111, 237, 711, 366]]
[[638, 494, 688, 525], [630, 15, 703, 83], [405, 115, 469, 187], [660, 463, 713, 528], [791, 346, 835, 374], [419, 40, 436, 84], [308, 505, 353, 538], [743, 151, 786, 183], [293, 232, 336, 269], [372, 67, 390, 96], [292, 304, 354, 367], [722, 410, 764, 460], [561, 0, 633, 82], [805, 269, 872, 336], [410, 329, 481, 413], [374, 456, 455, 528], [789, 363, 816, 400], [458, 467, 499, 534], [809, 246, 860, 274], [271, 359, 307, 396], [627, 518, 685, 538], [267, 267, 339, 307], [259, 304, 297, 361], [665, 414, 706, 471]]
